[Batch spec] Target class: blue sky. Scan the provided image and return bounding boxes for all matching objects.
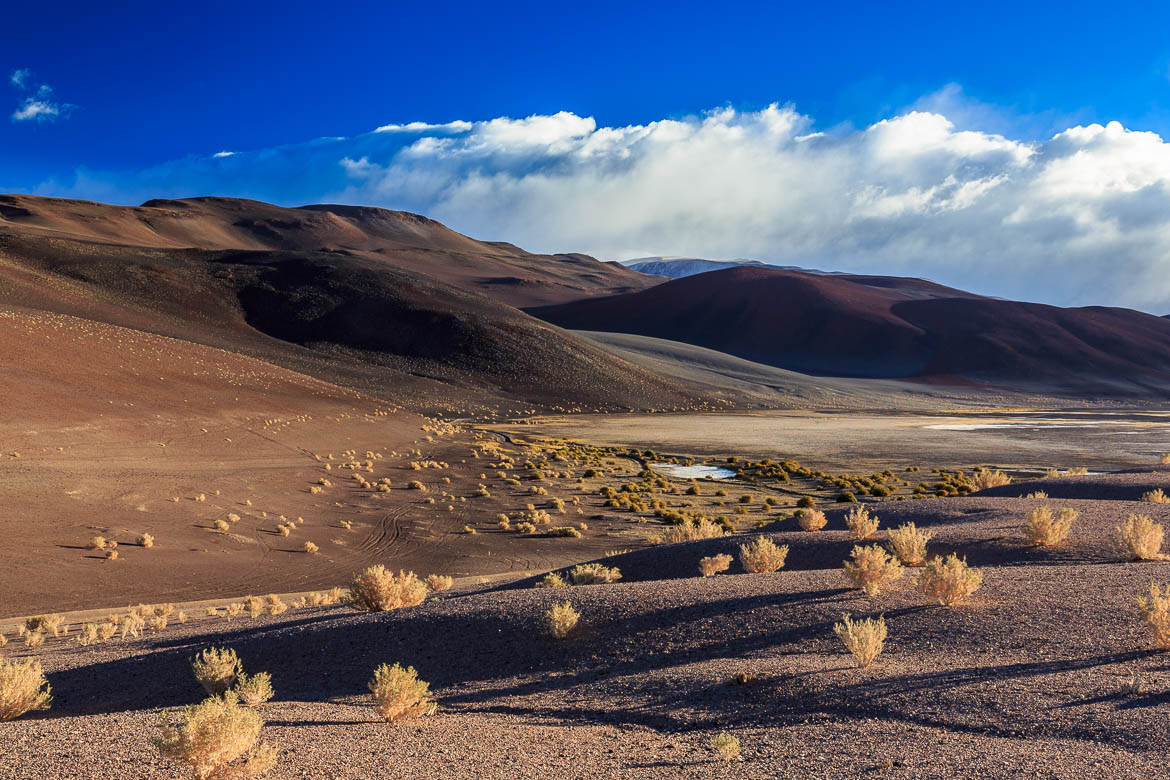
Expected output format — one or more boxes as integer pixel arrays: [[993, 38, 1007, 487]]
[[7, 1, 1170, 310]]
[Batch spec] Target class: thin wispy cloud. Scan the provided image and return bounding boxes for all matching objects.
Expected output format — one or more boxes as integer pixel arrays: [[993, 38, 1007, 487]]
[[33, 96, 1170, 313], [9, 68, 73, 123]]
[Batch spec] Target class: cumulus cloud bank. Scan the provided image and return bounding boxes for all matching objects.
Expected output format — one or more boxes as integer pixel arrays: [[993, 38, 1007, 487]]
[[38, 100, 1170, 312]]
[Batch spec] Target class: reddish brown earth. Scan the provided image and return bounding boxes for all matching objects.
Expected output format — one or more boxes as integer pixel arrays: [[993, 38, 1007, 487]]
[[530, 266, 1170, 396], [0, 194, 657, 307], [4, 470, 1170, 777], [0, 206, 706, 415]]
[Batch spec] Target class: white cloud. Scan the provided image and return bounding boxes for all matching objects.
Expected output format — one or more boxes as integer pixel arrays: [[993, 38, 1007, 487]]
[[212, 150, 236, 158], [12, 98, 60, 122], [31, 100, 1170, 312], [9, 68, 71, 123], [374, 120, 472, 134]]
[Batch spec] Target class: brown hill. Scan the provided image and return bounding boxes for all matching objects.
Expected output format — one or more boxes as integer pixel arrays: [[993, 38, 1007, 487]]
[[0, 195, 700, 413], [0, 194, 657, 307], [530, 266, 1170, 396]]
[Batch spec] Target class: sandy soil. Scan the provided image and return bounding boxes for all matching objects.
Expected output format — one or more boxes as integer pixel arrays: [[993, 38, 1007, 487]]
[[5, 472, 1170, 777]]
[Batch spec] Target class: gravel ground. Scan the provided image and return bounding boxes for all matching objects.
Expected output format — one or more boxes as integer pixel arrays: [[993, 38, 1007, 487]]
[[3, 470, 1170, 778]]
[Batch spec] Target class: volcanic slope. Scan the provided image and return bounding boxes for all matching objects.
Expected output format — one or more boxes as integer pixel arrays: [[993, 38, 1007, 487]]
[[0, 196, 702, 413], [531, 266, 1170, 396], [0, 193, 656, 307]]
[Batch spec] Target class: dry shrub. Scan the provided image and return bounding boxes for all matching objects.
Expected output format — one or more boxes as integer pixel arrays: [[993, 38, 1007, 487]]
[[264, 595, 287, 616], [546, 601, 580, 639], [833, 613, 887, 668], [537, 572, 566, 588], [738, 537, 789, 573], [24, 630, 46, 648], [105, 548, 119, 561], [26, 614, 63, 638], [89, 535, 107, 550], [709, 733, 741, 761], [0, 657, 52, 721], [1065, 467, 1089, 476], [969, 470, 1012, 490], [276, 525, 290, 537], [138, 533, 155, 548], [1022, 505, 1076, 547], [699, 553, 733, 577], [843, 544, 904, 596], [546, 526, 581, 538], [845, 506, 879, 540], [215, 520, 231, 532], [886, 522, 932, 566], [225, 603, 244, 621], [424, 574, 453, 592], [192, 647, 242, 696], [235, 672, 274, 707], [76, 623, 100, 647], [917, 554, 982, 606], [1118, 514, 1167, 561], [368, 663, 436, 723], [408, 480, 426, 491], [243, 596, 265, 619], [797, 509, 827, 532], [515, 521, 537, 534], [1141, 488, 1170, 504], [155, 691, 277, 779], [303, 541, 319, 554], [1023, 491, 1048, 499], [1162, 453, 1170, 465], [1136, 583, 1170, 649], [663, 519, 724, 544], [347, 566, 427, 612], [569, 563, 622, 585]]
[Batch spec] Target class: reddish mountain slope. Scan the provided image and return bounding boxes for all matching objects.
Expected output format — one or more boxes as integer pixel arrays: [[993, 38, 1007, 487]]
[[0, 196, 700, 413], [530, 266, 1170, 394], [0, 194, 657, 307]]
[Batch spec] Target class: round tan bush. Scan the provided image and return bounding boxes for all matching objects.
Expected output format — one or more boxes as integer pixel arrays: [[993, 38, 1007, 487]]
[[347, 566, 427, 612], [738, 537, 789, 573]]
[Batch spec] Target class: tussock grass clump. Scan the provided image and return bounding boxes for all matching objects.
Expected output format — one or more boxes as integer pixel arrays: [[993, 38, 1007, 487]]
[[845, 506, 879, 540], [515, 521, 537, 534], [1141, 488, 1170, 504], [235, 672, 274, 707], [104, 548, 119, 561], [193, 647, 242, 696], [347, 566, 427, 612], [215, 519, 231, 532], [833, 613, 887, 668], [407, 480, 426, 491], [263, 595, 287, 616], [303, 541, 319, 554], [843, 545, 904, 596], [368, 663, 436, 723], [546, 601, 580, 639], [969, 469, 1011, 490], [917, 554, 982, 606], [699, 553, 733, 577], [26, 614, 64, 638], [156, 691, 277, 779], [1023, 491, 1048, 499], [0, 657, 52, 721], [537, 572, 566, 588], [569, 563, 622, 585], [546, 526, 581, 538], [243, 596, 265, 619], [738, 537, 789, 573], [1162, 453, 1170, 465], [1136, 583, 1170, 649], [886, 522, 932, 566], [424, 574, 453, 592], [137, 533, 154, 547], [1022, 505, 1076, 547], [797, 509, 827, 531], [1118, 514, 1167, 561], [709, 733, 741, 761], [89, 535, 107, 550], [663, 519, 725, 544]]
